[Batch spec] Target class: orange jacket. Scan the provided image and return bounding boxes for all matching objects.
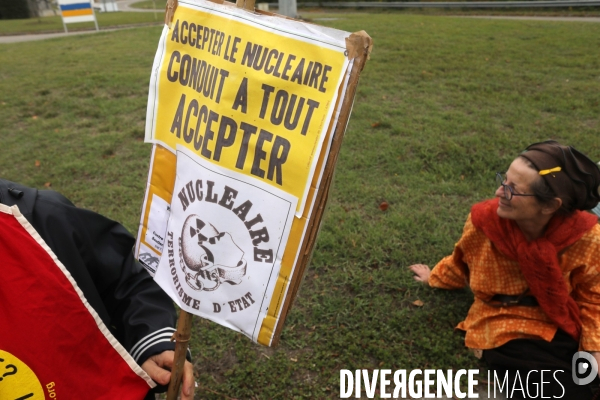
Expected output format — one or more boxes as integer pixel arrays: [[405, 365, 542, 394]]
[[430, 214, 600, 351]]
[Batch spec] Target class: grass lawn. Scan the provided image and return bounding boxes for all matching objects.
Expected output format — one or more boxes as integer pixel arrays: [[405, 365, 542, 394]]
[[1, 11, 599, 399]]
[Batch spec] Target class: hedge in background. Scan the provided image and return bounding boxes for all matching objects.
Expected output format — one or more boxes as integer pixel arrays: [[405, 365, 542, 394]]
[[0, 0, 31, 20]]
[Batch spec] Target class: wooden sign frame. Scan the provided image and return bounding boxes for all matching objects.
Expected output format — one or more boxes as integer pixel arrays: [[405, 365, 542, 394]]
[[160, 0, 372, 397]]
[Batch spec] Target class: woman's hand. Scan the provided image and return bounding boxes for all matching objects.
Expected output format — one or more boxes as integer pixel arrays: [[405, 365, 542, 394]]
[[409, 264, 431, 285]]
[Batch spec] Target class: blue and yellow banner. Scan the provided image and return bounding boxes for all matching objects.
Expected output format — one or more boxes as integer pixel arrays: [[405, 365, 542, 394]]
[[58, 0, 97, 23]]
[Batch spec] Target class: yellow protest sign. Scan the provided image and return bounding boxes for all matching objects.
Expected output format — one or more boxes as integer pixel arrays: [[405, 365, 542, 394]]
[[136, 0, 371, 347], [146, 0, 349, 216]]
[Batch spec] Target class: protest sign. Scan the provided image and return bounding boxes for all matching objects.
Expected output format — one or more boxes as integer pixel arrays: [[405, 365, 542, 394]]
[[153, 146, 297, 342], [144, 0, 349, 216], [135, 0, 372, 348]]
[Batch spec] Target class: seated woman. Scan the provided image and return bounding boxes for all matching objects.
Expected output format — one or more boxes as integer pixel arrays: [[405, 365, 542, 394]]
[[410, 140, 600, 399]]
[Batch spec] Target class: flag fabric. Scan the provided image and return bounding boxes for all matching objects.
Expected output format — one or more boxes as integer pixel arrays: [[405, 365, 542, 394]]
[[0, 204, 154, 399]]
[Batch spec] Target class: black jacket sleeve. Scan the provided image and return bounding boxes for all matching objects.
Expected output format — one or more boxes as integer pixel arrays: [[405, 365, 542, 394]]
[[0, 179, 180, 366]]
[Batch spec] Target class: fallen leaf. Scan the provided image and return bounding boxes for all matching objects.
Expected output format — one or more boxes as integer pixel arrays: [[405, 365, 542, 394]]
[[382, 95, 387, 99], [35, 160, 40, 167], [290, 357, 298, 362], [43, 182, 51, 188], [413, 300, 424, 307], [460, 175, 465, 180], [371, 122, 380, 128], [32, 115, 38, 120], [379, 201, 389, 211]]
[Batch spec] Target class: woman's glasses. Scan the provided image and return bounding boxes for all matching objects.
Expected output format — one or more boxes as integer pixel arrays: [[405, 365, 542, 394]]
[[496, 172, 536, 201]]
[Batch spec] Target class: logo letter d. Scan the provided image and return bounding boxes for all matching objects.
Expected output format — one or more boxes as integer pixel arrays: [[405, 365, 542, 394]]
[[572, 351, 598, 386], [340, 370, 353, 398]]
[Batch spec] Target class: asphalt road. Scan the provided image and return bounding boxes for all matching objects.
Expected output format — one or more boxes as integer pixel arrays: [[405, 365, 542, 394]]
[[118, 0, 164, 12]]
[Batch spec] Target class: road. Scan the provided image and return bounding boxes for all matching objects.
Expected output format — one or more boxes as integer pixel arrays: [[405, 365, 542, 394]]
[[117, 0, 164, 12], [456, 15, 600, 22]]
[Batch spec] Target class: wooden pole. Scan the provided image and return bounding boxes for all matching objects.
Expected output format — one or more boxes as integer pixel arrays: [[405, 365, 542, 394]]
[[166, 310, 194, 400], [270, 31, 372, 346], [165, 0, 178, 27], [236, 0, 256, 11], [164, 3, 190, 398]]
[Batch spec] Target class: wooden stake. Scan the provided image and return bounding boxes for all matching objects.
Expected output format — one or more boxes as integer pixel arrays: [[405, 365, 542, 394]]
[[165, 0, 178, 27], [270, 31, 373, 346], [166, 310, 194, 400], [235, 0, 256, 11]]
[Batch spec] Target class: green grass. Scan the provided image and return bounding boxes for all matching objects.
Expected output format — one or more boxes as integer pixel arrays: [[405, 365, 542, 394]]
[[0, 12, 163, 35], [1, 13, 600, 399]]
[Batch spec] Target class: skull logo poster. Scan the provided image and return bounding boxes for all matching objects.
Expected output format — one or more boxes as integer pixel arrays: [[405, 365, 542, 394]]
[[153, 147, 297, 341], [135, 0, 359, 345]]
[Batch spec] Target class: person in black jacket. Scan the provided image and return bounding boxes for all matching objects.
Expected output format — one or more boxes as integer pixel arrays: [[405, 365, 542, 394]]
[[0, 179, 195, 400]]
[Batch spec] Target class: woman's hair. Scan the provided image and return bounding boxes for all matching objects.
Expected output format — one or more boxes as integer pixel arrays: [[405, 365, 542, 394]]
[[519, 141, 600, 215], [518, 155, 570, 214]]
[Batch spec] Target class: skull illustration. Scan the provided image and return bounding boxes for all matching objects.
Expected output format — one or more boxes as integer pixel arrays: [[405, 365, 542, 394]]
[[180, 214, 247, 290]]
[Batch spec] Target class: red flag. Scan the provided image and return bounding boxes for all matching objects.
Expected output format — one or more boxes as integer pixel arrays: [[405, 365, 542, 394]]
[[0, 204, 154, 399]]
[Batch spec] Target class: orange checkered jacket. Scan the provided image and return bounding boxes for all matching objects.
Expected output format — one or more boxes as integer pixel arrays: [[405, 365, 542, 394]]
[[429, 214, 600, 351]]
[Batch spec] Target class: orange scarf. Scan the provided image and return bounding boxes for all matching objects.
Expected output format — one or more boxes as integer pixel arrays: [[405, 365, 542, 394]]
[[471, 198, 597, 341]]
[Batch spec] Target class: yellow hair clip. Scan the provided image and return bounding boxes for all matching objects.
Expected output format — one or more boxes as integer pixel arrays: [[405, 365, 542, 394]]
[[539, 166, 561, 176]]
